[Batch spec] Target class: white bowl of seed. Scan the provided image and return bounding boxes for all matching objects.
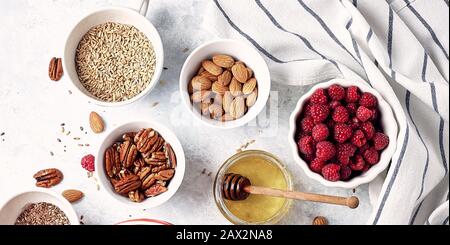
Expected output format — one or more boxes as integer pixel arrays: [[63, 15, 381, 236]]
[[63, 2, 163, 106], [0, 189, 79, 225]]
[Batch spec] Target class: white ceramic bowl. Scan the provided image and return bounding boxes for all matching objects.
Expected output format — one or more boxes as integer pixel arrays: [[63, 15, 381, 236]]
[[95, 121, 185, 209], [63, 4, 164, 107], [0, 189, 79, 225], [288, 79, 398, 189], [179, 39, 271, 129]]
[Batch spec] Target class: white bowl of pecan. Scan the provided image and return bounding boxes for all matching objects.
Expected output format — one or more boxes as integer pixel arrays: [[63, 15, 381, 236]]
[[179, 39, 271, 129], [95, 121, 185, 208]]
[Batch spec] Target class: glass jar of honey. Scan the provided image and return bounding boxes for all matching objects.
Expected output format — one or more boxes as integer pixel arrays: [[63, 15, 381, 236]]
[[213, 150, 293, 224]]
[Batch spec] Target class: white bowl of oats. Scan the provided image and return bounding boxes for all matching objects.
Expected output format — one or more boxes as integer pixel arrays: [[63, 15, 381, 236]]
[[63, 3, 163, 106]]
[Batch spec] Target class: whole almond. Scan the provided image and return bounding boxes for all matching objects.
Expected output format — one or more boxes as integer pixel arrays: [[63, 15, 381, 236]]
[[229, 97, 246, 119], [247, 67, 253, 78], [209, 104, 224, 118], [242, 78, 257, 95], [89, 111, 105, 133], [199, 70, 218, 81], [246, 88, 258, 107], [191, 90, 212, 103], [222, 91, 234, 113], [211, 81, 229, 95], [202, 60, 223, 76], [212, 54, 235, 68], [229, 78, 242, 97], [62, 189, 84, 203], [217, 70, 232, 86], [231, 63, 248, 83], [191, 76, 212, 91]]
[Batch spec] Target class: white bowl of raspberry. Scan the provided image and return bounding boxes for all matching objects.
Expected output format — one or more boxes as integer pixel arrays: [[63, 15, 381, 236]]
[[288, 79, 397, 189]]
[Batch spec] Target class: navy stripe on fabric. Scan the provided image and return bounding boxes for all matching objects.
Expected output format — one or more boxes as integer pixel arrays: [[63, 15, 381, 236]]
[[297, 0, 362, 66], [387, 7, 394, 69], [430, 83, 448, 174], [421, 52, 428, 82], [366, 29, 373, 42], [404, 0, 449, 60], [443, 216, 449, 225], [254, 0, 341, 70], [409, 199, 424, 224], [373, 126, 410, 224]]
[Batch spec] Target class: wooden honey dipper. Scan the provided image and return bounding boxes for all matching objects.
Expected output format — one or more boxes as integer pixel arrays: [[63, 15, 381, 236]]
[[223, 173, 359, 209]]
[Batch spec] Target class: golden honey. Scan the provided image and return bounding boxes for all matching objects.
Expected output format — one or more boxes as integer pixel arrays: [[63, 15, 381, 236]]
[[214, 150, 292, 224]]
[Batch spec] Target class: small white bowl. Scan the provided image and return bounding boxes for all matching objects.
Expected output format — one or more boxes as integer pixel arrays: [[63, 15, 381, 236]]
[[0, 189, 79, 225], [95, 121, 185, 209], [179, 39, 271, 129], [288, 79, 398, 189], [63, 5, 164, 107]]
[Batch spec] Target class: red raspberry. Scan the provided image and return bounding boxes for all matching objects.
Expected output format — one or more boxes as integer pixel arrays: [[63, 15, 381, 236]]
[[333, 124, 353, 143], [328, 84, 345, 101], [302, 153, 315, 162], [310, 104, 329, 123], [337, 143, 357, 165], [340, 165, 352, 180], [373, 132, 389, 150], [310, 88, 328, 105], [309, 158, 326, 173], [349, 154, 365, 171], [330, 100, 342, 110], [312, 123, 329, 142], [360, 121, 375, 140], [351, 129, 367, 147], [364, 148, 380, 165], [349, 117, 360, 129], [300, 117, 315, 133], [322, 163, 341, 181], [356, 106, 373, 122], [362, 164, 370, 173], [346, 86, 360, 103], [357, 143, 370, 155], [298, 136, 315, 155], [81, 154, 95, 172], [332, 106, 349, 123], [316, 141, 336, 161], [346, 103, 358, 115], [359, 92, 377, 108]]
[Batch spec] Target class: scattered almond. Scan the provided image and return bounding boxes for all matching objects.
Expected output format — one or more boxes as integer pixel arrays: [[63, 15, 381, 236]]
[[231, 63, 248, 83], [212, 54, 235, 68], [243, 78, 257, 95], [62, 189, 84, 203], [89, 111, 105, 134], [202, 60, 223, 76]]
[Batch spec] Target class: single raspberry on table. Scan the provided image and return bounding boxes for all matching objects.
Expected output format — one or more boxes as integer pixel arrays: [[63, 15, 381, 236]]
[[346, 103, 358, 115], [349, 154, 365, 171], [81, 154, 95, 172], [322, 163, 341, 182], [298, 135, 315, 155], [351, 129, 367, 147], [328, 84, 345, 101], [340, 165, 352, 180], [310, 104, 330, 123], [337, 143, 357, 165], [312, 123, 329, 142], [333, 123, 353, 143], [359, 92, 377, 108], [373, 132, 389, 150], [356, 106, 373, 122], [310, 88, 328, 105], [330, 100, 342, 110], [360, 121, 375, 140], [364, 148, 380, 165], [300, 117, 315, 133], [309, 158, 326, 173], [316, 141, 336, 161], [332, 106, 350, 123], [346, 86, 360, 103]]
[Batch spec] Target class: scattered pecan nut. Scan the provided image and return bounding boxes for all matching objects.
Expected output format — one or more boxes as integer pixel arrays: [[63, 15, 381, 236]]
[[114, 174, 141, 195], [120, 141, 138, 168], [104, 144, 120, 178], [48, 57, 63, 81], [33, 168, 63, 188], [144, 184, 167, 197]]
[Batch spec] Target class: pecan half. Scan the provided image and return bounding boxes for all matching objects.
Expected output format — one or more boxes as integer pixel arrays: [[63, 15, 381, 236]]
[[48, 57, 63, 81], [33, 168, 63, 188], [105, 145, 120, 178], [143, 151, 167, 165], [134, 128, 159, 154], [120, 141, 138, 168], [144, 184, 167, 197], [128, 190, 145, 203], [164, 143, 177, 168], [154, 169, 175, 181], [114, 174, 141, 195], [151, 165, 168, 173], [138, 167, 156, 190], [133, 157, 145, 174], [122, 132, 137, 142]]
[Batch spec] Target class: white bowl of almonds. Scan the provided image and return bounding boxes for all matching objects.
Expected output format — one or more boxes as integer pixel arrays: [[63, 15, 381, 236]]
[[180, 39, 271, 129]]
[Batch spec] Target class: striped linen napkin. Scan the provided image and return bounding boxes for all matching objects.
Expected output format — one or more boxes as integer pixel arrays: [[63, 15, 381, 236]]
[[204, 0, 449, 225]]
